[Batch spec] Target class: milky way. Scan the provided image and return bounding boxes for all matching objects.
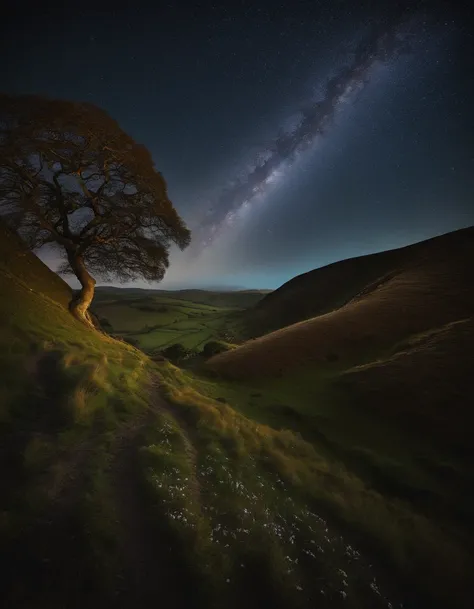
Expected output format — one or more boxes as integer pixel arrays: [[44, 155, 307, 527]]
[[191, 9, 416, 252]]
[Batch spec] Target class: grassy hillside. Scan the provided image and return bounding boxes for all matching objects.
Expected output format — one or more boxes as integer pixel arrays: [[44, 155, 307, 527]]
[[209, 226, 474, 379], [0, 219, 72, 309], [198, 226, 474, 608], [1, 224, 438, 608], [245, 226, 474, 337]]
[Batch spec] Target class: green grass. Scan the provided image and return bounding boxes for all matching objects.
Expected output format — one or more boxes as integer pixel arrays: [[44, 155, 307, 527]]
[[92, 292, 245, 353], [1, 265, 404, 606], [0, 234, 399, 607], [0, 248, 408, 608], [0, 233, 158, 605], [2, 225, 473, 608], [156, 360, 474, 609]]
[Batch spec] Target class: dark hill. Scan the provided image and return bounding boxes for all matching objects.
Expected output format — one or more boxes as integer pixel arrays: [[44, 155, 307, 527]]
[[245, 226, 474, 337], [0, 218, 72, 309], [209, 226, 474, 379]]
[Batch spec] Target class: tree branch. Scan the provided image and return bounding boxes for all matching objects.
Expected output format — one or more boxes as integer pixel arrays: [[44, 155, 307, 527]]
[[52, 170, 72, 238]]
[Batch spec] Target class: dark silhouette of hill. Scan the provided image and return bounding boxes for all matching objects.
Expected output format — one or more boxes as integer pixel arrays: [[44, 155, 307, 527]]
[[0, 218, 72, 308], [243, 226, 474, 337]]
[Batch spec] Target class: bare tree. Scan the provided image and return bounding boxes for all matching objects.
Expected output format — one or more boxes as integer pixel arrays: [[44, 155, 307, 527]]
[[0, 94, 191, 326]]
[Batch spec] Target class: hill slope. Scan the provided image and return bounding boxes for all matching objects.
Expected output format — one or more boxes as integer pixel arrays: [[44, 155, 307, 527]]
[[94, 286, 270, 309], [336, 317, 474, 448], [200, 226, 474, 609], [2, 224, 440, 609], [208, 226, 474, 379], [244, 226, 474, 337], [0, 219, 72, 309]]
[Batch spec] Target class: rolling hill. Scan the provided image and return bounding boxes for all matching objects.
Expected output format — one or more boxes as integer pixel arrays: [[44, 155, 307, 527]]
[[208, 226, 474, 379], [243, 226, 474, 337], [0, 222, 423, 609], [2, 219, 474, 609], [94, 286, 271, 309], [199, 227, 474, 606]]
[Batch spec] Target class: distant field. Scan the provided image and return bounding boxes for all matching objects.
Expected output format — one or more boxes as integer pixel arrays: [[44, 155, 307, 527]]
[[95, 286, 271, 308], [91, 289, 255, 352]]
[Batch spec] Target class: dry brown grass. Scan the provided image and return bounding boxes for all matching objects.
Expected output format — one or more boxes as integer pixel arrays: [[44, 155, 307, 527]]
[[206, 229, 474, 380], [336, 317, 474, 447], [246, 226, 474, 335]]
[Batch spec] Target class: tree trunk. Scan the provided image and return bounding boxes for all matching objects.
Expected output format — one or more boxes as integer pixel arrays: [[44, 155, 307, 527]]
[[67, 252, 96, 327]]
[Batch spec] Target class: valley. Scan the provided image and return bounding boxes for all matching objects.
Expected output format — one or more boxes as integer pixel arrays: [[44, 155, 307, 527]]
[[1, 221, 473, 609]]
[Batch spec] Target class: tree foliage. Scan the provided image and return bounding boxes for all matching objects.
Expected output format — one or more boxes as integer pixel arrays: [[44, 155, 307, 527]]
[[160, 343, 190, 363], [201, 340, 231, 358], [0, 93, 191, 323]]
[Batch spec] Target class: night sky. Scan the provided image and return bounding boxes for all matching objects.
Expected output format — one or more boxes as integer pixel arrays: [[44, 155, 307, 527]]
[[2, 1, 473, 289]]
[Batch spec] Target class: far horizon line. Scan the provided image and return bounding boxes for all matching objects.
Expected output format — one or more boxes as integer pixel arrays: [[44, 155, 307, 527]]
[[93, 285, 274, 293], [57, 222, 474, 294]]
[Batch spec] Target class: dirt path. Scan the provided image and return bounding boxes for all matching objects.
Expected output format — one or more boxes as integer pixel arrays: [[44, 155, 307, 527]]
[[5, 364, 202, 609], [109, 378, 200, 608], [110, 411, 165, 606]]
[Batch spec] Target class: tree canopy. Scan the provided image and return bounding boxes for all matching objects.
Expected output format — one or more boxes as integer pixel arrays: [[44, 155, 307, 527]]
[[0, 93, 191, 324]]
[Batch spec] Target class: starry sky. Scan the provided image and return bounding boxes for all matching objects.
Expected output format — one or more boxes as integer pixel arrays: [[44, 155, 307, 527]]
[[2, 1, 474, 290]]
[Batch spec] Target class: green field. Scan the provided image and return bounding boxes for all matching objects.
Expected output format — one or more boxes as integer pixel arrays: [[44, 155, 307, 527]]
[[92, 289, 252, 352]]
